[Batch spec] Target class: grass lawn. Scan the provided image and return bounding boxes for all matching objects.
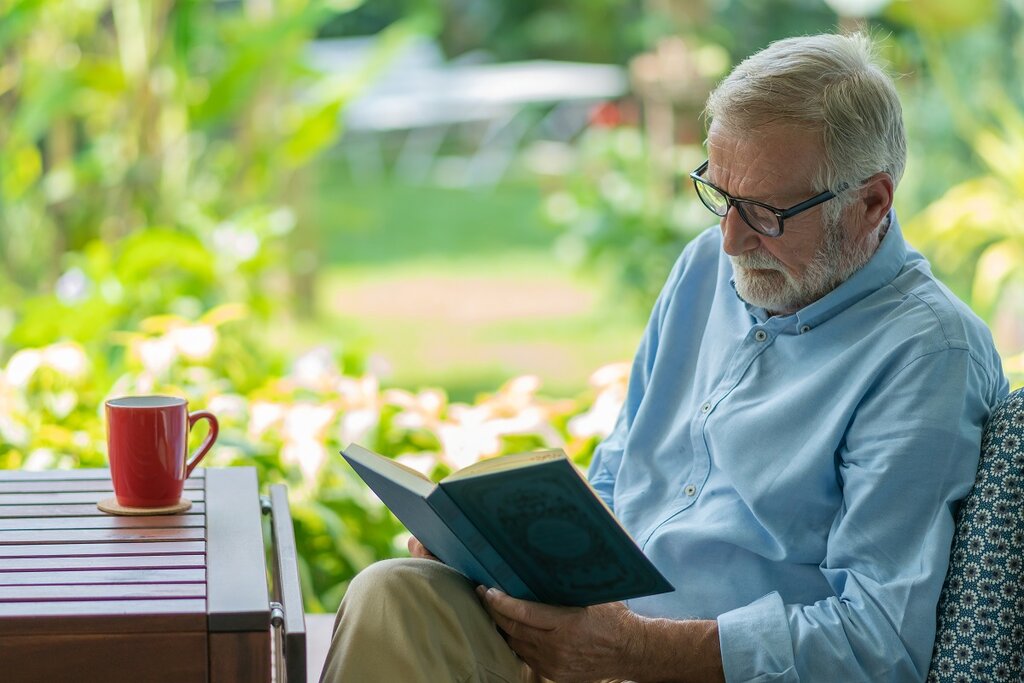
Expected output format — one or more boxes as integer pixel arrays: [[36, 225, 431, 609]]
[[273, 162, 648, 402]]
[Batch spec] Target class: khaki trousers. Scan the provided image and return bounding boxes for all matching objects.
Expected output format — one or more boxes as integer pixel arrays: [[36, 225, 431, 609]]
[[319, 558, 551, 683]]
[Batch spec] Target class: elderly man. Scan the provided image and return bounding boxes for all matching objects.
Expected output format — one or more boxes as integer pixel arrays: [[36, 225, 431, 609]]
[[320, 33, 1008, 683]]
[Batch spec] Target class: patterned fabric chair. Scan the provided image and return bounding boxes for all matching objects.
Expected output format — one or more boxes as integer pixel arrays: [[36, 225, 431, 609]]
[[928, 388, 1024, 682]]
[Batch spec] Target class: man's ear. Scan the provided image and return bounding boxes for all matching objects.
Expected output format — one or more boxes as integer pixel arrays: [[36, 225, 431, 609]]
[[853, 172, 894, 238]]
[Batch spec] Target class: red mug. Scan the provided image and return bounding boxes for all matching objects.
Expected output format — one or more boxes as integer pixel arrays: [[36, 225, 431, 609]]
[[105, 396, 219, 508]]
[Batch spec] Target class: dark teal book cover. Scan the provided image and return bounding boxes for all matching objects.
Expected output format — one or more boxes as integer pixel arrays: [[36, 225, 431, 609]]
[[341, 443, 673, 607]]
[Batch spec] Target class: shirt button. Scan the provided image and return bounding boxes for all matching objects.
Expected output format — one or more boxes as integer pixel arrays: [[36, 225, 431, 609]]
[[700, 402, 711, 414], [800, 325, 811, 334], [684, 484, 697, 497], [754, 329, 768, 342]]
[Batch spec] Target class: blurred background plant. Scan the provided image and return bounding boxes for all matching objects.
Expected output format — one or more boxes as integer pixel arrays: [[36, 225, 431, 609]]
[[2, 0, 1023, 613]]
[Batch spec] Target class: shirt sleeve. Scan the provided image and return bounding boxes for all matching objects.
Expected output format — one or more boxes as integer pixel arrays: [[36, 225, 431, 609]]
[[717, 346, 1002, 683]]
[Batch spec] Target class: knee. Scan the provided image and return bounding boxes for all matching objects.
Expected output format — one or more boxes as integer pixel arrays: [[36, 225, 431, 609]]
[[345, 557, 466, 608], [347, 557, 423, 601]]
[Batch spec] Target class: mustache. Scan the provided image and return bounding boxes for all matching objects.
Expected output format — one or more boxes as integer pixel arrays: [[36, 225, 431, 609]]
[[731, 250, 785, 271]]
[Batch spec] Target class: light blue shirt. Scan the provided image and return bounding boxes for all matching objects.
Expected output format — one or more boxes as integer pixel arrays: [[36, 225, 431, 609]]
[[588, 213, 1008, 683]]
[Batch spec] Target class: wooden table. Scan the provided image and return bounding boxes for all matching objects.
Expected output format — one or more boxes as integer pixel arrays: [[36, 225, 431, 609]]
[[0, 467, 300, 683]]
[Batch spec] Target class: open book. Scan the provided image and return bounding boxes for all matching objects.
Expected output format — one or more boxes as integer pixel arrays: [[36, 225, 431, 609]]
[[341, 443, 673, 607]]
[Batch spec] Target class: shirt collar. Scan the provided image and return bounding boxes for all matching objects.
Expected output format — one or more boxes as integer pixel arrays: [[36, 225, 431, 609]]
[[732, 210, 907, 330]]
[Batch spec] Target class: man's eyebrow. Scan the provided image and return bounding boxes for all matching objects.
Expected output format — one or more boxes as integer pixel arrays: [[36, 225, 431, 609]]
[[708, 166, 801, 207]]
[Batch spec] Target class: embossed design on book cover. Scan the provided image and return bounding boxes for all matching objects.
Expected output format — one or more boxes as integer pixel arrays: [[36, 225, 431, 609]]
[[447, 464, 658, 603]]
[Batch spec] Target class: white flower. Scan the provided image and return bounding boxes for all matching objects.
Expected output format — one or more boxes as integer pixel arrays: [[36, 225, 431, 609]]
[[570, 361, 629, 439], [212, 221, 260, 262], [589, 361, 631, 389], [43, 342, 89, 380], [282, 440, 328, 483], [340, 408, 377, 446], [336, 375, 379, 410], [249, 401, 286, 440], [24, 448, 58, 471], [267, 207, 296, 236], [4, 349, 42, 388], [439, 427, 500, 470], [55, 267, 89, 304], [283, 403, 335, 443], [168, 325, 217, 360], [568, 390, 623, 439], [46, 390, 78, 420], [292, 346, 339, 390], [207, 394, 248, 421], [137, 337, 177, 375]]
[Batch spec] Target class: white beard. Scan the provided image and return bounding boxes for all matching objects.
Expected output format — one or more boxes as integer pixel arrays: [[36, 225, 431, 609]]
[[731, 214, 879, 315]]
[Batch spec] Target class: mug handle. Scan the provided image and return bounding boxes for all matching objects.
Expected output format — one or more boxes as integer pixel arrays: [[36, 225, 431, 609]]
[[186, 410, 219, 477]]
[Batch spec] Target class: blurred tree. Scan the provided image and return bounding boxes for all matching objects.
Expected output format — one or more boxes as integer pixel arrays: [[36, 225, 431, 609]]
[[0, 0, 432, 353], [887, 0, 1024, 385], [320, 0, 646, 63]]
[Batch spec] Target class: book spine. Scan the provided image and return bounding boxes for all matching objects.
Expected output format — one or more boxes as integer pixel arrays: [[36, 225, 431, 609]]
[[427, 487, 538, 601]]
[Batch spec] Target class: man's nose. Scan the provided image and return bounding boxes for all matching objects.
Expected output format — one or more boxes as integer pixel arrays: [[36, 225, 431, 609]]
[[720, 206, 762, 256]]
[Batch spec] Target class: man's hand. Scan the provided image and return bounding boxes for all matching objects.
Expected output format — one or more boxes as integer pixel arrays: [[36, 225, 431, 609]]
[[476, 586, 643, 682], [477, 587, 725, 683], [406, 536, 440, 561]]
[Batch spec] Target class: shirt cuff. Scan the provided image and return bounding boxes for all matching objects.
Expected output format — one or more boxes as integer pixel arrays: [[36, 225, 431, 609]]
[[717, 591, 797, 683]]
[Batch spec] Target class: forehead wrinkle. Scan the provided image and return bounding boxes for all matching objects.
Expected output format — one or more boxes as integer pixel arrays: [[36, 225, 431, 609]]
[[709, 153, 819, 207], [708, 160, 789, 206]]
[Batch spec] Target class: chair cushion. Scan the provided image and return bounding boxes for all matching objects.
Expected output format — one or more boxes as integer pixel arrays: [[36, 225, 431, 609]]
[[928, 388, 1024, 682]]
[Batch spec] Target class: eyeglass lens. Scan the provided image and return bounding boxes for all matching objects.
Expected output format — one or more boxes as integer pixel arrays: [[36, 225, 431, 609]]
[[695, 181, 781, 236]]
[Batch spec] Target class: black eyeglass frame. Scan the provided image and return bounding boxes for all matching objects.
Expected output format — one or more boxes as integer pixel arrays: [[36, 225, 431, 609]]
[[689, 160, 842, 238]]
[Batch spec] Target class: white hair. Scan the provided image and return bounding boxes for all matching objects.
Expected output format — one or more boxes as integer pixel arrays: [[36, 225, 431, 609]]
[[705, 32, 906, 226]]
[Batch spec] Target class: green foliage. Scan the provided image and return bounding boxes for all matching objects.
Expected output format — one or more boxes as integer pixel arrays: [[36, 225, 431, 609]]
[[898, 19, 1024, 386], [541, 125, 709, 312], [0, 0, 435, 612], [0, 327, 624, 611]]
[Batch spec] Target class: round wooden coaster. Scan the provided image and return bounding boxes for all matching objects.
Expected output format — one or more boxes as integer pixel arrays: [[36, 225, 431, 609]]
[[97, 497, 192, 516]]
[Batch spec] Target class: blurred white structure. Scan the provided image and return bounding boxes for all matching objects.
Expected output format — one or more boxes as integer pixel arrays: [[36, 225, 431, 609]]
[[307, 37, 629, 186]]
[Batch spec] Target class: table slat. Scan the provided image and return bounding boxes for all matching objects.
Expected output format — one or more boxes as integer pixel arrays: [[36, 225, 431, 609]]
[[0, 501, 206, 518], [0, 567, 205, 586], [0, 468, 206, 482], [0, 514, 205, 531], [0, 540, 206, 558], [0, 553, 206, 571], [0, 479, 205, 494], [0, 489, 204, 505], [0, 599, 208, 635], [0, 582, 206, 602], [0, 527, 205, 545]]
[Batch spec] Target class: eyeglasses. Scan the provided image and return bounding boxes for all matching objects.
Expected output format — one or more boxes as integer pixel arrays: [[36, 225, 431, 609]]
[[689, 160, 841, 238]]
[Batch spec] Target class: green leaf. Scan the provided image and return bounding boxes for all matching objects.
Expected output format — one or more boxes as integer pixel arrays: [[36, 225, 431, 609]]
[[114, 227, 216, 286], [283, 101, 343, 166], [971, 239, 1024, 319], [885, 0, 998, 33], [0, 144, 42, 199]]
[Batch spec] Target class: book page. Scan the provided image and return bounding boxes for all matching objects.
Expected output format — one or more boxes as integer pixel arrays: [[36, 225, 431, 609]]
[[341, 443, 434, 494], [444, 449, 566, 481]]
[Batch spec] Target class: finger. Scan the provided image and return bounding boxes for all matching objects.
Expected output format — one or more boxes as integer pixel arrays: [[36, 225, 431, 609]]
[[475, 587, 544, 642], [407, 537, 439, 561], [480, 587, 570, 630]]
